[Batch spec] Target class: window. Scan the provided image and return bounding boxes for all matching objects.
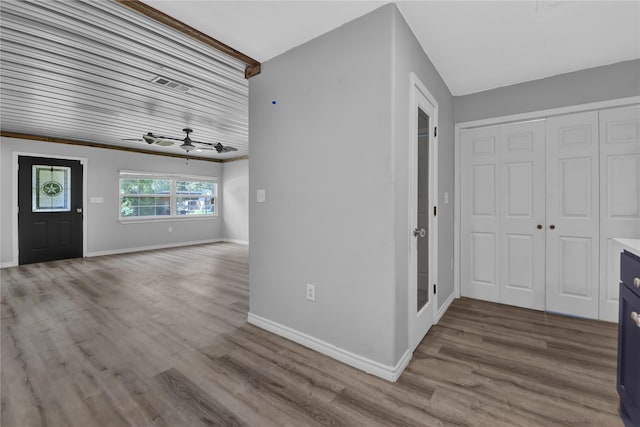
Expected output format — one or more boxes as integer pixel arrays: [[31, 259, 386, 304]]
[[119, 172, 217, 220]]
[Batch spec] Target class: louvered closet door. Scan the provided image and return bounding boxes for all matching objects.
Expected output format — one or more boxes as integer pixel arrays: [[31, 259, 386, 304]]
[[461, 126, 501, 302], [545, 111, 599, 318], [600, 105, 640, 321], [498, 120, 546, 310]]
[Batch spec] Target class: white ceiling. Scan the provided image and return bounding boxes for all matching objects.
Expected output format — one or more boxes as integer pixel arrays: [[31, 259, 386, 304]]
[[145, 0, 640, 96], [2, 1, 637, 161]]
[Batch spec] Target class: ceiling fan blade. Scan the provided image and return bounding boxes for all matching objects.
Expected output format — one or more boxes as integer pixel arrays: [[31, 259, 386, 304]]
[[155, 140, 175, 146], [214, 142, 238, 153], [191, 139, 214, 146], [122, 138, 143, 141]]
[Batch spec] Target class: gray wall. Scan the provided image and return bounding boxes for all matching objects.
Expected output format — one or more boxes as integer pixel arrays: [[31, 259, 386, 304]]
[[0, 137, 223, 265], [390, 7, 455, 362], [222, 159, 249, 243], [249, 3, 454, 368], [249, 4, 397, 365], [454, 59, 640, 123]]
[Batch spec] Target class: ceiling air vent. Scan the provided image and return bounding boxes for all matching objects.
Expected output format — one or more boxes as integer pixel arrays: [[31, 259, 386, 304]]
[[150, 75, 191, 93]]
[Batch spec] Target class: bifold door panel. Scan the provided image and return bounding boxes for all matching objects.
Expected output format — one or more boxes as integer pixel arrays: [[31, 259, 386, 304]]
[[600, 106, 640, 321], [499, 121, 546, 310], [460, 104, 640, 321], [461, 121, 545, 310], [545, 112, 599, 318]]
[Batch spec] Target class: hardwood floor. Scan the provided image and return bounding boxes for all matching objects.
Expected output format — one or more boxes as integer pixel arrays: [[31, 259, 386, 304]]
[[1, 243, 622, 426]]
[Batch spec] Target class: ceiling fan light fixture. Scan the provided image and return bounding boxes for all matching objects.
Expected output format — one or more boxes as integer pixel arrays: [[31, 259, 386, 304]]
[[180, 142, 196, 152]]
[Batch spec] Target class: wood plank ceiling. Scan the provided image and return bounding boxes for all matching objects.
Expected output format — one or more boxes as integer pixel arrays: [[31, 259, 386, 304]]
[[0, 0, 249, 160]]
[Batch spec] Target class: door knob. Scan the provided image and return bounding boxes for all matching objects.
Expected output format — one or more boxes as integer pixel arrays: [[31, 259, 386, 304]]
[[632, 312, 640, 328], [537, 224, 543, 230], [76, 208, 83, 214], [413, 228, 426, 238], [549, 225, 555, 230]]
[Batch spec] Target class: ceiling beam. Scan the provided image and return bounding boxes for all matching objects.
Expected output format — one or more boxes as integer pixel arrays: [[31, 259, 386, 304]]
[[0, 131, 230, 163], [114, 0, 261, 79]]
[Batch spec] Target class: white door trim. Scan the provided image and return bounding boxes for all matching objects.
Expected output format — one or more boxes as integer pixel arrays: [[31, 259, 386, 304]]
[[12, 152, 88, 266], [408, 72, 438, 351], [454, 96, 640, 301]]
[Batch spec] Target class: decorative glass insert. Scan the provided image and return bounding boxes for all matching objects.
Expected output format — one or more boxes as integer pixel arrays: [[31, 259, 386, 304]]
[[32, 165, 71, 212]]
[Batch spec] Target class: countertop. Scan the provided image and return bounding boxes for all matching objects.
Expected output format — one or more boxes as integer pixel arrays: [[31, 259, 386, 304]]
[[613, 238, 640, 258]]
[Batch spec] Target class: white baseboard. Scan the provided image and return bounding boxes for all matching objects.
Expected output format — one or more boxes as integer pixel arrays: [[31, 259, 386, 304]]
[[0, 261, 17, 269], [247, 312, 412, 382], [223, 239, 249, 245], [436, 292, 456, 323], [2, 238, 244, 268], [86, 238, 225, 257]]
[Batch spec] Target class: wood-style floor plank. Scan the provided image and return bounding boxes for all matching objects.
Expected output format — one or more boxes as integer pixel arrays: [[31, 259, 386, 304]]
[[1, 243, 622, 426]]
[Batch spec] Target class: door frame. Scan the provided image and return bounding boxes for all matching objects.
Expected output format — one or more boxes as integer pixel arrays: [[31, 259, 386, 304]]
[[453, 96, 640, 300], [408, 73, 438, 351], [12, 152, 88, 265]]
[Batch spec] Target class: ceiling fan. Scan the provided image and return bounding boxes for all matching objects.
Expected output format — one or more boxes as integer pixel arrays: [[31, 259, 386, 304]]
[[123, 128, 237, 153]]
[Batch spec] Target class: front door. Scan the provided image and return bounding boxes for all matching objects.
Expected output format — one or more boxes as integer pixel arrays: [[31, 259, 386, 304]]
[[410, 81, 437, 351], [18, 156, 83, 265]]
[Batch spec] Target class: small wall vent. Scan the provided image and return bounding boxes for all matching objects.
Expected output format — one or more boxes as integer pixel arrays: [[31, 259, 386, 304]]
[[150, 75, 191, 93]]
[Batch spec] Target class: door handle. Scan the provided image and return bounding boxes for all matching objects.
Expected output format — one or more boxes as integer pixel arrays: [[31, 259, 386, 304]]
[[631, 312, 640, 328], [549, 225, 555, 230], [413, 228, 426, 238], [76, 208, 83, 214]]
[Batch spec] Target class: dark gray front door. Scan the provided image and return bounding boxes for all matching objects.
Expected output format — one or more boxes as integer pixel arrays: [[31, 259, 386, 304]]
[[18, 156, 83, 265]]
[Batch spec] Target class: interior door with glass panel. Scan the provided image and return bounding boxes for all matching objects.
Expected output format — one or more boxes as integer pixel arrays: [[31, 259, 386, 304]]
[[410, 86, 437, 351], [18, 156, 83, 265]]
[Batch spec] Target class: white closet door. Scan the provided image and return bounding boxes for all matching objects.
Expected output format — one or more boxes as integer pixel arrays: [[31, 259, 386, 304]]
[[461, 126, 500, 302], [546, 111, 599, 318], [599, 105, 640, 321], [499, 120, 546, 310]]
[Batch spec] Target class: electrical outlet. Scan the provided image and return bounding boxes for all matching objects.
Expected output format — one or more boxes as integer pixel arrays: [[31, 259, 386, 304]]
[[306, 283, 315, 302]]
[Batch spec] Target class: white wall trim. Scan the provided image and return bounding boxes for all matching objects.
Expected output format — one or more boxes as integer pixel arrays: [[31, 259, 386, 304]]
[[248, 312, 413, 382], [12, 152, 89, 267], [223, 239, 249, 245], [457, 96, 640, 129], [86, 238, 225, 258], [453, 96, 640, 301], [2, 239, 244, 268], [436, 293, 456, 323]]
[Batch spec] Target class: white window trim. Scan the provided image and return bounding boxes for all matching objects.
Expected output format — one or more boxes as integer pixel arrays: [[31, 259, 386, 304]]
[[118, 170, 219, 223]]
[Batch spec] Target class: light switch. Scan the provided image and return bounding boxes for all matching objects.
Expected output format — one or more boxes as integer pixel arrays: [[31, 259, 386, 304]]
[[90, 196, 104, 204], [257, 189, 266, 203], [444, 192, 449, 204]]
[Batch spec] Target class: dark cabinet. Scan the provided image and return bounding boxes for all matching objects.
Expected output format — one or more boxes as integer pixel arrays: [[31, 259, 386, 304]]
[[619, 250, 640, 426]]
